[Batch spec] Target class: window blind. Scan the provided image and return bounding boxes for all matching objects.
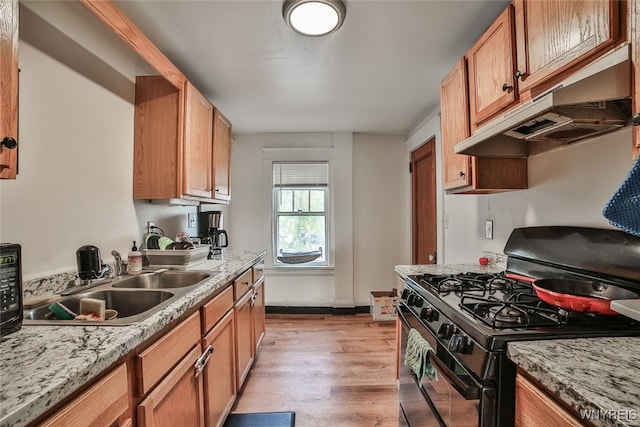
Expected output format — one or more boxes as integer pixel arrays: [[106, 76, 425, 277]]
[[272, 162, 329, 187]]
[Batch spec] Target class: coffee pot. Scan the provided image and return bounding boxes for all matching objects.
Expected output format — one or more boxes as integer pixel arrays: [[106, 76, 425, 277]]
[[198, 211, 229, 257]]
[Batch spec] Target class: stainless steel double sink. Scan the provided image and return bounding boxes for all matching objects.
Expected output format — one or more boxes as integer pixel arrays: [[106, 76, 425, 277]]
[[23, 270, 214, 326]]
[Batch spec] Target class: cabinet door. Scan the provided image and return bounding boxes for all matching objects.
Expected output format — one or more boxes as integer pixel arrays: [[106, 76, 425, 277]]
[[234, 290, 254, 389], [440, 58, 471, 190], [202, 310, 236, 427], [212, 109, 232, 202], [515, 373, 583, 426], [137, 345, 205, 427], [184, 82, 213, 198], [467, 5, 517, 129], [0, 0, 19, 179], [514, 0, 619, 93], [252, 278, 266, 351], [41, 364, 129, 427]]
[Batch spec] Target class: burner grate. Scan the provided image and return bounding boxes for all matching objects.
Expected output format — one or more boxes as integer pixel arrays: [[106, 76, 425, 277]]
[[460, 294, 563, 328]]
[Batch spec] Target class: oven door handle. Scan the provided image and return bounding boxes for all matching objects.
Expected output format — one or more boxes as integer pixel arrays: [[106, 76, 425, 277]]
[[428, 351, 481, 400]]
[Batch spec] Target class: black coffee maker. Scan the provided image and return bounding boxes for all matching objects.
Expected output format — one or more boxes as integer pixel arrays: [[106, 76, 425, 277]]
[[198, 211, 229, 258]]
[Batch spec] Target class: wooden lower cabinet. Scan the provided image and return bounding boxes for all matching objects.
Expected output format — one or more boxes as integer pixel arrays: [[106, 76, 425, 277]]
[[235, 289, 254, 388], [137, 345, 205, 427], [202, 310, 237, 427], [515, 371, 584, 427], [40, 363, 130, 427], [252, 277, 266, 351]]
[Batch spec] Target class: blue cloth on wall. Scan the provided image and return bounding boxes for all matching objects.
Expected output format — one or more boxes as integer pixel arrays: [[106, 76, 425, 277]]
[[603, 155, 640, 237]]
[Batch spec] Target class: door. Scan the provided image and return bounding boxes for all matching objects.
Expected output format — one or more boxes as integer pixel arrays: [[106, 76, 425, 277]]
[[234, 290, 254, 388], [467, 5, 517, 129], [184, 82, 213, 198], [411, 139, 436, 264], [202, 310, 236, 427], [440, 58, 471, 190], [0, 0, 19, 179], [212, 109, 232, 201], [252, 277, 266, 351]]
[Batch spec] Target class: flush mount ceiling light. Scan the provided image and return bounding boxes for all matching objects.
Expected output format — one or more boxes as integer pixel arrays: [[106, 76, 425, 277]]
[[283, 0, 346, 37]]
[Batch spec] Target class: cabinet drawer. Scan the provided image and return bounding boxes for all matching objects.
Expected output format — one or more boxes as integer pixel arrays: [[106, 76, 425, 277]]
[[252, 262, 265, 284], [233, 269, 253, 300], [40, 363, 128, 427], [515, 372, 583, 426], [201, 285, 234, 334], [135, 311, 201, 396]]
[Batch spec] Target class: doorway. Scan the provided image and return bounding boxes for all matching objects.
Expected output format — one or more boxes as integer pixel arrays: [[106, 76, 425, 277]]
[[411, 139, 437, 264]]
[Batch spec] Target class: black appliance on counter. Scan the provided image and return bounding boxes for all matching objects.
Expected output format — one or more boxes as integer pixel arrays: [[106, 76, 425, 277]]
[[398, 226, 640, 427], [0, 243, 22, 336], [198, 211, 229, 258]]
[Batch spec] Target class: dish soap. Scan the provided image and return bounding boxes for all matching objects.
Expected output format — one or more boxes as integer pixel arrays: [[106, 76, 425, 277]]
[[128, 241, 142, 275]]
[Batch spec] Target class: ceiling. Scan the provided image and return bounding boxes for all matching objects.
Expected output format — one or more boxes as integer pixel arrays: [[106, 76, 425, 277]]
[[114, 0, 510, 136]]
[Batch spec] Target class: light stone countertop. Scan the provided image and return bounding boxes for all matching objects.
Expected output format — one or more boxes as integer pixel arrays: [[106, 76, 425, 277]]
[[508, 338, 640, 427], [0, 250, 265, 427]]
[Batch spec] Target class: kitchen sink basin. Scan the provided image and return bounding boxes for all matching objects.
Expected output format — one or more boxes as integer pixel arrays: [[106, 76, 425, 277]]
[[23, 289, 175, 326], [110, 271, 211, 289], [22, 269, 215, 326]]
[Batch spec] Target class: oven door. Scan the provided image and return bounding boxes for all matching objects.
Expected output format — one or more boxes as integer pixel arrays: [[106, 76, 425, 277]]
[[398, 302, 491, 426]]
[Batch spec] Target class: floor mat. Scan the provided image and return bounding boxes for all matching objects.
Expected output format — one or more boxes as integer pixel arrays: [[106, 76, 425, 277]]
[[223, 411, 296, 427]]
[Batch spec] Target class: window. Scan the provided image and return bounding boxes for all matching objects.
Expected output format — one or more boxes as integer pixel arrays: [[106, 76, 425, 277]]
[[273, 162, 329, 267]]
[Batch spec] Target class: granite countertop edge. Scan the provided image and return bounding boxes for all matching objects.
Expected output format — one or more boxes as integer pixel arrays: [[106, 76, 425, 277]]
[[0, 250, 266, 427], [508, 338, 640, 427]]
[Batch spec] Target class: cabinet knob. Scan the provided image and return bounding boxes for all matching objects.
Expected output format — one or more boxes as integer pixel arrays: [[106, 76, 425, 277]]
[[1, 137, 17, 149], [459, 171, 466, 178], [514, 70, 524, 80], [502, 83, 513, 92], [632, 114, 640, 126]]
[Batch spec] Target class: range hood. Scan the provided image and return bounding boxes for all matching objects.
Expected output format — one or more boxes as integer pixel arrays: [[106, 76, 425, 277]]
[[455, 45, 632, 158]]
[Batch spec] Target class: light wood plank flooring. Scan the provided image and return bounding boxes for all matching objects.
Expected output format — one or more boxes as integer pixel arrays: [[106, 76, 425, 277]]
[[231, 314, 399, 426]]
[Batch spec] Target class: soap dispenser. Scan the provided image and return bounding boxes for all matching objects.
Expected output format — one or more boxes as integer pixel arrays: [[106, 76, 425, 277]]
[[128, 241, 142, 275]]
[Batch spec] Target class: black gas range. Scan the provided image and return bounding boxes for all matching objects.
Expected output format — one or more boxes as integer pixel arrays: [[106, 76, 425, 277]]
[[398, 226, 640, 427]]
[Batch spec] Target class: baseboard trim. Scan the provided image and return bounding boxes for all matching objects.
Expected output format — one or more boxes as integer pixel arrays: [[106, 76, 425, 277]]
[[266, 306, 370, 315]]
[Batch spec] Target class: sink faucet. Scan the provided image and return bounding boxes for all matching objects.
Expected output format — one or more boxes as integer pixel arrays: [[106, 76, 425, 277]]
[[111, 250, 123, 278]]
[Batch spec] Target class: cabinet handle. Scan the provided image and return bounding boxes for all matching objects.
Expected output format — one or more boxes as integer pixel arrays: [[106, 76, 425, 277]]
[[514, 70, 524, 80], [1, 137, 17, 149], [251, 291, 257, 307], [459, 171, 466, 178], [194, 345, 214, 377], [502, 83, 513, 92], [632, 114, 640, 126]]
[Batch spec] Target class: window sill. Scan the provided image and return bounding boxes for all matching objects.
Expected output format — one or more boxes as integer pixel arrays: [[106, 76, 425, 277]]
[[265, 266, 335, 276]]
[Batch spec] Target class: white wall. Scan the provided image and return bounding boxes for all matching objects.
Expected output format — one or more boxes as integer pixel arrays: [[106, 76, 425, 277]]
[[441, 129, 635, 264], [228, 132, 410, 307], [0, 2, 199, 280]]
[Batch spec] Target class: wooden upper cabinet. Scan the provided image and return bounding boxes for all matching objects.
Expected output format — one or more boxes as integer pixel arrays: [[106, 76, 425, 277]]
[[184, 82, 214, 199], [467, 5, 518, 131], [134, 77, 218, 203], [514, 0, 620, 94], [440, 57, 471, 190], [441, 57, 528, 194], [212, 109, 232, 202], [0, 0, 19, 179]]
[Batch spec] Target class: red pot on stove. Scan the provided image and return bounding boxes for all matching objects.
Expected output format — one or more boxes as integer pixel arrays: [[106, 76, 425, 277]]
[[532, 278, 640, 315]]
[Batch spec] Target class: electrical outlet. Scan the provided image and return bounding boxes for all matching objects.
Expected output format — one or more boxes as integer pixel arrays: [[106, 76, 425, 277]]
[[485, 220, 493, 240], [188, 213, 196, 228], [147, 221, 155, 234]]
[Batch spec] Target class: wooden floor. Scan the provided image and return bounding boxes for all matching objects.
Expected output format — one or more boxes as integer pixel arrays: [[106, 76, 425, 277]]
[[231, 314, 399, 427]]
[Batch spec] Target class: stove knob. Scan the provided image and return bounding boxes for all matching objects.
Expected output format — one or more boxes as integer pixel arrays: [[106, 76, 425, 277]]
[[420, 307, 439, 322], [401, 289, 411, 300], [437, 323, 455, 340], [449, 334, 474, 354], [407, 294, 417, 306]]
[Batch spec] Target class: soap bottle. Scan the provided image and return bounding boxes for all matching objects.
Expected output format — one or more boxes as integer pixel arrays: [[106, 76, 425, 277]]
[[128, 241, 142, 275]]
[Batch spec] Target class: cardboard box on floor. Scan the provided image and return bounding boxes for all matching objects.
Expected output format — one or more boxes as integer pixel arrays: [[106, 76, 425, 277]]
[[370, 289, 398, 321]]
